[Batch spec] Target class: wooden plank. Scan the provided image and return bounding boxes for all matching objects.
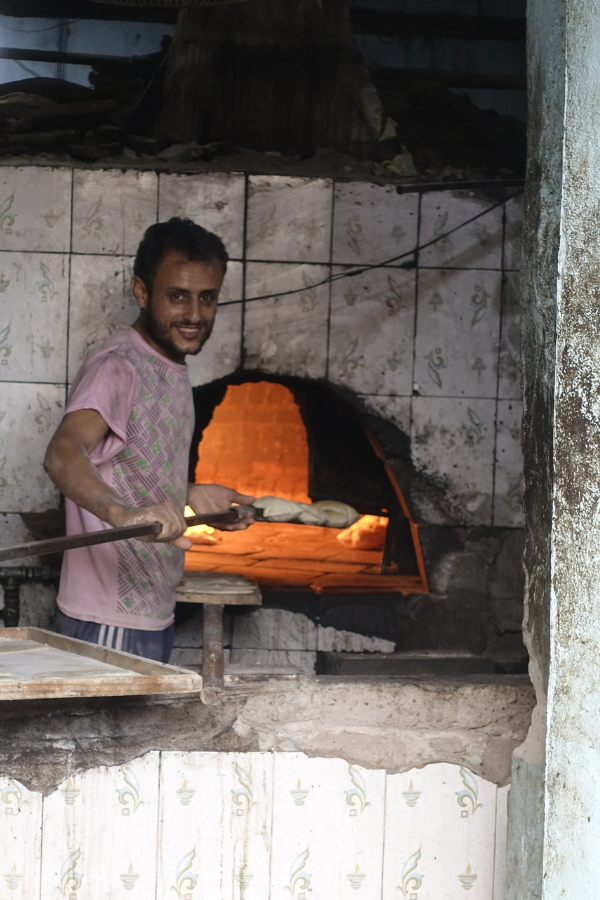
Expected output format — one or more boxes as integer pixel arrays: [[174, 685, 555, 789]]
[[270, 753, 386, 899], [41, 752, 160, 899], [310, 574, 427, 594], [0, 629, 202, 700], [177, 592, 262, 606], [0, 776, 42, 898], [157, 751, 274, 899]]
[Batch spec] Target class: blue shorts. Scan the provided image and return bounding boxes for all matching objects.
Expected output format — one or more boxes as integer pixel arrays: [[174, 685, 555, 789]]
[[55, 609, 174, 664]]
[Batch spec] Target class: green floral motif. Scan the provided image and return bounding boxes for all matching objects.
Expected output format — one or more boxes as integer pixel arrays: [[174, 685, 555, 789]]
[[117, 765, 144, 816], [0, 323, 13, 361], [470, 285, 489, 326], [285, 848, 311, 899], [345, 765, 371, 816], [232, 763, 257, 816], [151, 440, 162, 456], [456, 768, 482, 817], [123, 596, 135, 610], [0, 193, 15, 234], [37, 262, 57, 303], [135, 459, 150, 471], [35, 393, 52, 433], [397, 848, 423, 897], [135, 485, 149, 499], [1, 779, 26, 815], [171, 848, 198, 899], [385, 275, 405, 316], [55, 848, 83, 898], [462, 408, 483, 446], [426, 348, 445, 389], [120, 447, 133, 460]]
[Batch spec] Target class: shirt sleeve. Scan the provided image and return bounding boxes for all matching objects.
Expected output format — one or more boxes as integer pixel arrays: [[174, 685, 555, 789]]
[[66, 352, 138, 465]]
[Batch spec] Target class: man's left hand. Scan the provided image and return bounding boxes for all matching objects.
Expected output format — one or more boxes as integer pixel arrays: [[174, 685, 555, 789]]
[[187, 483, 256, 530]]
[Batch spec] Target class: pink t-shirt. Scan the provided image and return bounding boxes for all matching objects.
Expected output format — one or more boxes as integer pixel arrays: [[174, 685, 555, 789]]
[[56, 327, 194, 631]]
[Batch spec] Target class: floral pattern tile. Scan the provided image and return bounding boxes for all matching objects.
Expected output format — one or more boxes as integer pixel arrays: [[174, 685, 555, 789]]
[[246, 176, 333, 262], [186, 302, 242, 387], [493, 400, 523, 528], [244, 263, 329, 378], [0, 165, 71, 253], [358, 394, 411, 434], [332, 182, 418, 265], [498, 272, 521, 399], [414, 268, 501, 398], [67, 255, 138, 382], [383, 764, 497, 900], [0, 252, 68, 383], [72, 169, 158, 256], [0, 381, 63, 513], [41, 752, 160, 900], [420, 191, 503, 269], [411, 397, 496, 526], [329, 267, 416, 395], [158, 172, 246, 259], [0, 753, 508, 899]]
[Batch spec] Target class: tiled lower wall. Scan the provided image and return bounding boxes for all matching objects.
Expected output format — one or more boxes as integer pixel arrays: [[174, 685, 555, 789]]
[[0, 164, 523, 537], [2, 751, 508, 899]]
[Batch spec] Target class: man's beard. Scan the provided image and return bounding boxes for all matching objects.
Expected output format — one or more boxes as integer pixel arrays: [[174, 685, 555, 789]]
[[144, 300, 213, 357]]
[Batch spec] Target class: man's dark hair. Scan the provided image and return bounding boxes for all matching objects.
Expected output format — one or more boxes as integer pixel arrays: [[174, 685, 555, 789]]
[[133, 217, 228, 289]]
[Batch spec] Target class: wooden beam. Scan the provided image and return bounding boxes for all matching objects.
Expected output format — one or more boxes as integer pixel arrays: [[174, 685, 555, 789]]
[[0, 47, 154, 71], [0, 0, 177, 22], [350, 10, 525, 42]]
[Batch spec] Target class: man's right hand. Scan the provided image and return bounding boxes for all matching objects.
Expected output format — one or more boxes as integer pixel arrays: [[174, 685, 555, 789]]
[[108, 502, 193, 550]]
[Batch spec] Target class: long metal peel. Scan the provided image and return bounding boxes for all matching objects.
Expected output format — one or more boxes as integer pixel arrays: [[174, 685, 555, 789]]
[[0, 508, 253, 565]]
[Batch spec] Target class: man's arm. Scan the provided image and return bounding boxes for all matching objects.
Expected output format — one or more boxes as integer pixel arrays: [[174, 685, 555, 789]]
[[187, 483, 256, 530], [44, 409, 191, 549]]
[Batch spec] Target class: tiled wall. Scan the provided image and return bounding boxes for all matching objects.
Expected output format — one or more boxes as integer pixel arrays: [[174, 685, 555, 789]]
[[0, 166, 523, 534], [1, 750, 509, 899]]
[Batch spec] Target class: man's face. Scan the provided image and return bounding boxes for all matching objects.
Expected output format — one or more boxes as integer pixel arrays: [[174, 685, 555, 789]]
[[131, 250, 224, 363]]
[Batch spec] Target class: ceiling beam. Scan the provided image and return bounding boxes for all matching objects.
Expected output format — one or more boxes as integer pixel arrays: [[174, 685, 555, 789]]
[[350, 11, 525, 42]]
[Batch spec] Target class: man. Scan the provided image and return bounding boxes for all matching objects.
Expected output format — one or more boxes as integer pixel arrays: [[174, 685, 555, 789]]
[[44, 217, 254, 662]]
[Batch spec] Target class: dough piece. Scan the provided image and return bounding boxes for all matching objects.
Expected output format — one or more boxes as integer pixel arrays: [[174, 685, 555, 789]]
[[336, 515, 388, 550], [254, 496, 329, 526], [312, 500, 360, 529]]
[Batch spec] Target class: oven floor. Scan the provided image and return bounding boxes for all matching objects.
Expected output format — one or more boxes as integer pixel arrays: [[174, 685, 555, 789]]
[[184, 522, 426, 593]]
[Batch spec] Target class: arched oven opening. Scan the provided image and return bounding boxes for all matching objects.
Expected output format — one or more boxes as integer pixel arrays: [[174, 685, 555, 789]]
[[186, 373, 428, 596]]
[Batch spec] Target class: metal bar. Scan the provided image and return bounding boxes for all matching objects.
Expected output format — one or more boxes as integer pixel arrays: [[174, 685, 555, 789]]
[[0, 47, 154, 70], [201, 604, 225, 706], [0, 510, 240, 565]]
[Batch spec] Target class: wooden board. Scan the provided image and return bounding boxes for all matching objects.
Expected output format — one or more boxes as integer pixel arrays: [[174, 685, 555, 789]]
[[0, 628, 202, 700]]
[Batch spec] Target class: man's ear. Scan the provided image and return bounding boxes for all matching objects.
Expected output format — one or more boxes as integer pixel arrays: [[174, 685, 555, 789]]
[[131, 275, 149, 310]]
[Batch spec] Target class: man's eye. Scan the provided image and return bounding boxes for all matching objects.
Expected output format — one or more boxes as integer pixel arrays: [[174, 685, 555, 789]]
[[200, 293, 217, 304]]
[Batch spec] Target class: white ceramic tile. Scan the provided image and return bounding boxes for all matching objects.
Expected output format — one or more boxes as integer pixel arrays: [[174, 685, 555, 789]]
[[40, 752, 160, 900], [0, 382, 63, 513], [244, 263, 329, 378], [414, 268, 501, 398], [219, 260, 243, 305], [158, 172, 246, 259], [420, 191, 503, 269], [0, 776, 42, 897], [246, 176, 332, 262], [0, 252, 68, 383], [230, 649, 316, 674], [0, 513, 33, 546], [493, 400, 523, 528], [67, 255, 138, 381], [186, 302, 242, 387], [358, 395, 412, 434], [493, 785, 509, 900], [232, 609, 317, 651], [504, 194, 522, 270], [383, 764, 497, 900], [411, 397, 496, 526], [498, 272, 521, 399], [0, 165, 71, 252], [72, 169, 158, 256], [157, 751, 274, 900], [271, 753, 386, 900], [332, 182, 418, 264], [329, 267, 416, 395]]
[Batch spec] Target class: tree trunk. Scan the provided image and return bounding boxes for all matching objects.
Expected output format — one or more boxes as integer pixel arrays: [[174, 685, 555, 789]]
[[153, 0, 395, 158]]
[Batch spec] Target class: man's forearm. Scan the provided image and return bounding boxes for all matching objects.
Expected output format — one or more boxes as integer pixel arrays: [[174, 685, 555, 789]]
[[44, 434, 130, 526]]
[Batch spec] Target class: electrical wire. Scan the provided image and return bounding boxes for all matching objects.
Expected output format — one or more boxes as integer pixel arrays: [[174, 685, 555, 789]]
[[219, 188, 524, 308]]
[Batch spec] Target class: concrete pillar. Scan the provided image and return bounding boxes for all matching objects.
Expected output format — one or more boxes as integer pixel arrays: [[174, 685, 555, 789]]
[[507, 0, 600, 896]]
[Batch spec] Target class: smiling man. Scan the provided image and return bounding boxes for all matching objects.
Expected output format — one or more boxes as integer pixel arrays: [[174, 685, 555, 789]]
[[44, 218, 254, 662]]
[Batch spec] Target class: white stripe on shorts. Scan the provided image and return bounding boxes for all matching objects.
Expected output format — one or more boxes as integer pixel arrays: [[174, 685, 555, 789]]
[[115, 627, 124, 653], [106, 625, 115, 649], [97, 624, 106, 647]]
